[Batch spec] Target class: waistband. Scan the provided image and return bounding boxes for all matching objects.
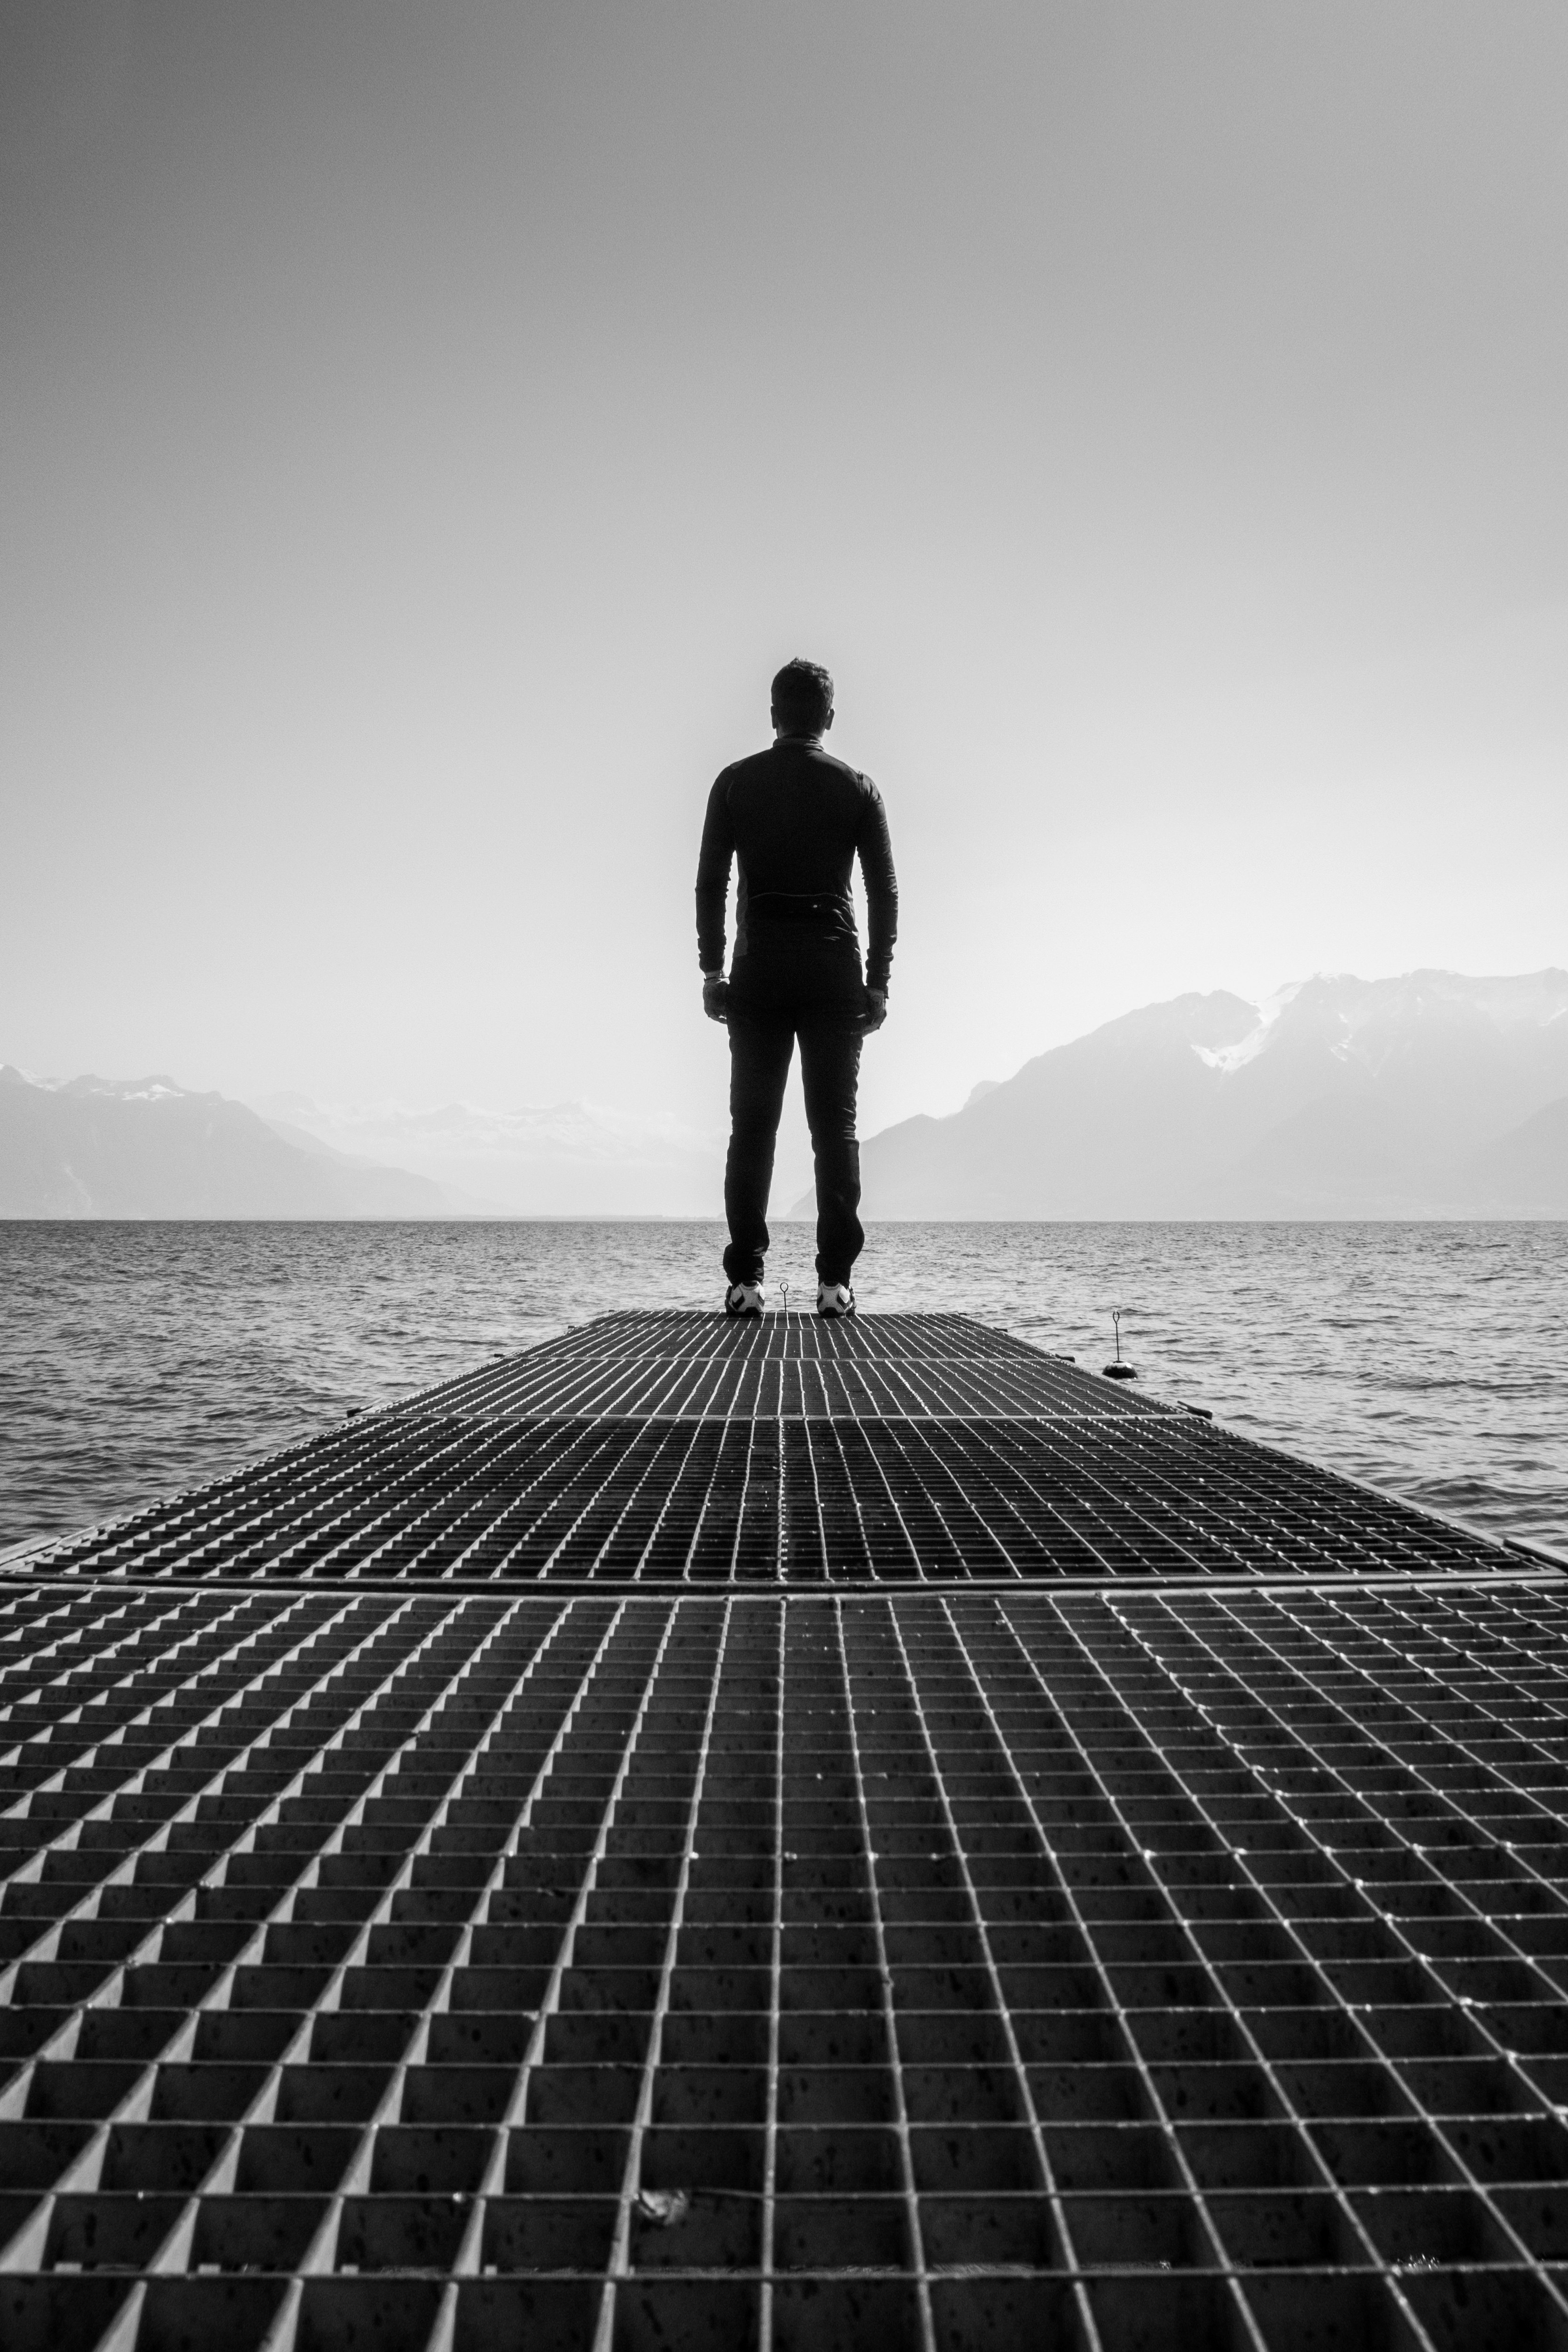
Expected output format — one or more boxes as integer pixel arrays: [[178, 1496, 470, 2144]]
[[746, 890, 854, 924]]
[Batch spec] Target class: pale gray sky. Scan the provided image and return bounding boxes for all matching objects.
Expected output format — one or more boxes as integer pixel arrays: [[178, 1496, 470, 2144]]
[[4, 1, 1565, 1146]]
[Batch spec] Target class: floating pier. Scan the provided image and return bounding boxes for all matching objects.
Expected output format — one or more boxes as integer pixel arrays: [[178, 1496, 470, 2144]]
[[3, 1312, 1567, 2351]]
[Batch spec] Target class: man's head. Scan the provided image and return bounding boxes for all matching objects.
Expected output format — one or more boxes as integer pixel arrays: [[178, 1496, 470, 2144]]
[[771, 658, 834, 739]]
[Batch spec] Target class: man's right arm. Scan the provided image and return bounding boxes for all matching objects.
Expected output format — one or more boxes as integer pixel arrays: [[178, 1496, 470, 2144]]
[[857, 780, 899, 1012], [695, 775, 735, 1016]]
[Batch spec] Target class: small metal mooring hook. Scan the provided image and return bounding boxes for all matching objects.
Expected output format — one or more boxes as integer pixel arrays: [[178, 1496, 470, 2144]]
[[1104, 1305, 1138, 1381]]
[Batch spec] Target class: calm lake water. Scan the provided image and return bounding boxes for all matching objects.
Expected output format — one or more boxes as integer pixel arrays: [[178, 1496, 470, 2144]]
[[2, 1220, 1564, 1558]]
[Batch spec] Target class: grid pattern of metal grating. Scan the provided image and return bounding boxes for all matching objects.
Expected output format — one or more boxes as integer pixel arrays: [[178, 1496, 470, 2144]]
[[23, 1315, 1522, 1587], [483, 1311, 1055, 1364], [5, 1579, 1568, 2350], [4, 1309, 1563, 2350], [387, 1313, 1156, 1422]]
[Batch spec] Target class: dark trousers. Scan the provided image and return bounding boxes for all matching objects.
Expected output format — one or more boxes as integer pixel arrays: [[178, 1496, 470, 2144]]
[[723, 1008, 864, 1287]]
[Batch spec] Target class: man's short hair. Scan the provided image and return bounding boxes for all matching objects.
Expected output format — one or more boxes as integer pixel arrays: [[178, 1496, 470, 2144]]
[[771, 658, 834, 734]]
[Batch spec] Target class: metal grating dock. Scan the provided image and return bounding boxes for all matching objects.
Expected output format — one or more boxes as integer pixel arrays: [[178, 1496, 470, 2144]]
[[2, 1311, 1566, 2352], [22, 1313, 1528, 1588]]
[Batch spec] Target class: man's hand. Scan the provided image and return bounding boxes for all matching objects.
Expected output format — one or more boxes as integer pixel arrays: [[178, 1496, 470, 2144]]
[[862, 989, 887, 1033], [702, 974, 730, 1026]]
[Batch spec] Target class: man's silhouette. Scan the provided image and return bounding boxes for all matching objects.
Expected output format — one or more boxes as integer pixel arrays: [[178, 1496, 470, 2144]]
[[696, 659, 898, 1317]]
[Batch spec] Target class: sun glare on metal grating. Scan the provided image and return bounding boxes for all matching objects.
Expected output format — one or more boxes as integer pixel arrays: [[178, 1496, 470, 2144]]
[[2, 1312, 1563, 2351]]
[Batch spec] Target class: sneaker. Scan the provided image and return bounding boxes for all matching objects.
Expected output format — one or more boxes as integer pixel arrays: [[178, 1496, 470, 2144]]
[[816, 1282, 856, 1318], [724, 1281, 764, 1317]]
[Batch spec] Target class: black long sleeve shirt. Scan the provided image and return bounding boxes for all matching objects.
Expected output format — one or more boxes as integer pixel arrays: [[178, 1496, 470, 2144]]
[[694, 737, 899, 993]]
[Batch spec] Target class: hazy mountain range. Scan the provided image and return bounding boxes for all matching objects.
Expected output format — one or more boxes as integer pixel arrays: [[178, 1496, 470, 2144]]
[[250, 1093, 717, 1218], [0, 1069, 480, 1217], [0, 1068, 716, 1219], [5, 969, 1565, 1220], [789, 969, 1568, 1218]]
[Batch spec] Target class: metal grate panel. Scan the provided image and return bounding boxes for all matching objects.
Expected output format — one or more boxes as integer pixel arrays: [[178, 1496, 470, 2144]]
[[25, 1415, 1519, 1588], [393, 1313, 1150, 1423], [491, 1309, 1055, 1364], [394, 1350, 1155, 1424], [4, 1579, 1568, 2350]]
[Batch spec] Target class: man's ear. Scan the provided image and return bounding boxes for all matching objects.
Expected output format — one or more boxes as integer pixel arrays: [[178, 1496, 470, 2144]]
[[823, 709, 835, 731]]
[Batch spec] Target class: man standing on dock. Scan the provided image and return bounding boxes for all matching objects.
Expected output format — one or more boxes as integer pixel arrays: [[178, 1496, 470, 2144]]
[[696, 658, 899, 1319]]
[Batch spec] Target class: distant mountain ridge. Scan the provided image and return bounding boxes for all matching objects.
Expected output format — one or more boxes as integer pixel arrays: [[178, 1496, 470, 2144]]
[[248, 1094, 720, 1218], [791, 970, 1568, 1219], [0, 1065, 722, 1219], [10, 967, 1565, 1221], [0, 1068, 474, 1218]]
